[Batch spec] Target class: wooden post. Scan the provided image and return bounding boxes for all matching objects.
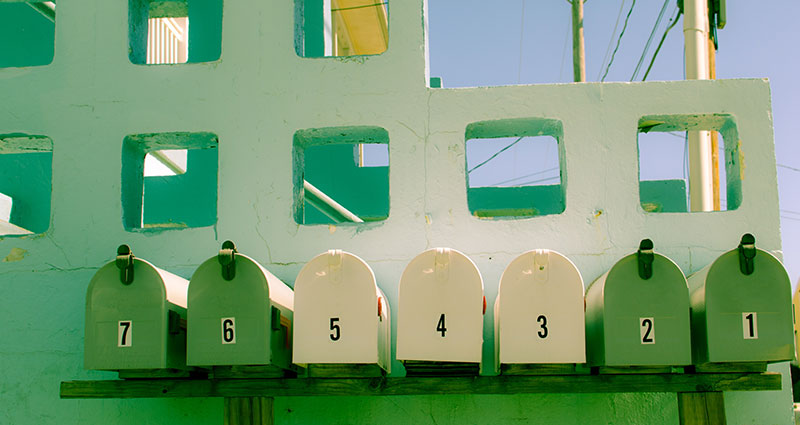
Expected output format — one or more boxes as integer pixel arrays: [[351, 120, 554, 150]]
[[708, 37, 720, 211], [571, 0, 586, 82], [224, 397, 274, 425], [677, 392, 727, 425]]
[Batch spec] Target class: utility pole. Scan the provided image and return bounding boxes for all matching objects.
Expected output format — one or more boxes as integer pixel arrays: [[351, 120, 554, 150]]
[[571, 0, 586, 82], [683, 0, 713, 211]]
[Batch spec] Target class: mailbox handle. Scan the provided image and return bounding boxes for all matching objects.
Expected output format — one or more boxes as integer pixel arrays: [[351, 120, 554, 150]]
[[218, 240, 237, 281], [115, 244, 135, 285], [637, 239, 654, 280], [738, 233, 756, 275]]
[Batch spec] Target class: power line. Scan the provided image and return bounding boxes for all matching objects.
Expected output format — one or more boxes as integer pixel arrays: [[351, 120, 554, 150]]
[[331, 2, 386, 12], [782, 215, 800, 222], [515, 175, 560, 186], [642, 7, 682, 81], [631, 0, 670, 81], [490, 167, 560, 186], [779, 164, 800, 173], [601, 0, 636, 82], [598, 0, 627, 81], [468, 137, 524, 173]]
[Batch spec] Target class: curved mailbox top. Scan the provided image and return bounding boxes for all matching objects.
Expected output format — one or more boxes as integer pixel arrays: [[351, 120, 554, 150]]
[[496, 249, 585, 365], [87, 257, 189, 309], [688, 242, 793, 363], [586, 242, 691, 367], [397, 247, 484, 363], [189, 252, 293, 311], [293, 250, 390, 368]]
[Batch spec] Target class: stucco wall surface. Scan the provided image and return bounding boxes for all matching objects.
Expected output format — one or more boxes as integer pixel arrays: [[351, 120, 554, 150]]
[[0, 0, 793, 423]]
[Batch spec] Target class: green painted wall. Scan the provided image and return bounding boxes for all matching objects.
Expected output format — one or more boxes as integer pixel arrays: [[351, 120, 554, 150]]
[[0, 0, 793, 424]]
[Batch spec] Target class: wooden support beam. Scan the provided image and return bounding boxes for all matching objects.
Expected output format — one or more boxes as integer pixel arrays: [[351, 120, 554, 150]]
[[60, 372, 781, 399], [678, 392, 727, 425], [224, 397, 274, 425]]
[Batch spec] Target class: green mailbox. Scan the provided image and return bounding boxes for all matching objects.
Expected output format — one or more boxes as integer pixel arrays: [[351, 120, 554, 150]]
[[585, 239, 692, 368], [688, 234, 793, 367], [84, 245, 189, 373], [187, 241, 295, 373]]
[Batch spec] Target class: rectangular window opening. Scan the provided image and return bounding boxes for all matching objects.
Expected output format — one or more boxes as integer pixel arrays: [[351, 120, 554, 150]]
[[295, 0, 389, 58], [465, 119, 565, 219], [129, 0, 222, 64], [293, 127, 389, 225], [0, 2, 55, 68], [0, 134, 53, 236], [638, 114, 741, 213], [122, 133, 217, 231]]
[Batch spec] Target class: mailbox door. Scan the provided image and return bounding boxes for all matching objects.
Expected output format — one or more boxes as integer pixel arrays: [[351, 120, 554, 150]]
[[396, 248, 484, 363], [498, 250, 585, 364], [187, 254, 272, 366], [602, 254, 691, 366], [293, 251, 379, 365], [85, 260, 168, 370], [703, 249, 793, 363]]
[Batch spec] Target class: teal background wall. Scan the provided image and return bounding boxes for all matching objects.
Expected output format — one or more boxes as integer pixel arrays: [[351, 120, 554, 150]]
[[0, 1, 793, 424], [0, 3, 54, 67], [303, 143, 389, 223], [0, 151, 52, 233], [143, 148, 218, 228]]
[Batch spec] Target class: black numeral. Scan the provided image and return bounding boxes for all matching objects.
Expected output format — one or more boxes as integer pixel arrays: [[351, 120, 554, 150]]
[[641, 318, 654, 344], [330, 317, 340, 341], [119, 321, 131, 347], [437, 314, 447, 337], [537, 315, 548, 339], [222, 318, 235, 343]]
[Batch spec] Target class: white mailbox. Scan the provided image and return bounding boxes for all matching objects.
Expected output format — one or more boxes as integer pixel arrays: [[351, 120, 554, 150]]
[[293, 250, 391, 375], [494, 249, 585, 373], [397, 248, 484, 374]]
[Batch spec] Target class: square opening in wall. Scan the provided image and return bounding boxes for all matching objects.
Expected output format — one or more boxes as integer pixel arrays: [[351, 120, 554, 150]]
[[0, 134, 52, 236], [0, 2, 55, 68], [293, 127, 389, 225], [295, 0, 388, 57], [465, 118, 565, 218], [122, 132, 218, 230], [129, 0, 222, 64], [638, 114, 741, 213]]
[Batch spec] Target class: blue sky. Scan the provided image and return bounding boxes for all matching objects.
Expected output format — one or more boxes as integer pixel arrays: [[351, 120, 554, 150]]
[[428, 0, 800, 287]]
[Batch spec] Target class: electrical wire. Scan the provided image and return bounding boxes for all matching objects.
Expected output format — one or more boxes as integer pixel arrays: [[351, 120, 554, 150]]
[[331, 2, 387, 12], [490, 167, 560, 186], [468, 137, 525, 173], [779, 164, 800, 173], [630, 0, 670, 81], [515, 175, 560, 186], [641, 7, 682, 81], [597, 0, 627, 81], [601, 0, 636, 82], [558, 9, 571, 81]]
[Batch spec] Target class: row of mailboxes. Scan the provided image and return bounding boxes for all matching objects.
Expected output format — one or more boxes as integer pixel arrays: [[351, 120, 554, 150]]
[[84, 235, 794, 375]]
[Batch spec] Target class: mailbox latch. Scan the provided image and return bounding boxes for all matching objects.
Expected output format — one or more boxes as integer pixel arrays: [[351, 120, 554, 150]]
[[738, 233, 756, 275], [218, 240, 237, 281], [637, 239, 654, 280], [115, 244, 135, 285]]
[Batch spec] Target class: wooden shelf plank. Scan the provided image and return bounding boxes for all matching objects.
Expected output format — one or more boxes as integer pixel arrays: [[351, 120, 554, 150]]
[[60, 373, 781, 399]]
